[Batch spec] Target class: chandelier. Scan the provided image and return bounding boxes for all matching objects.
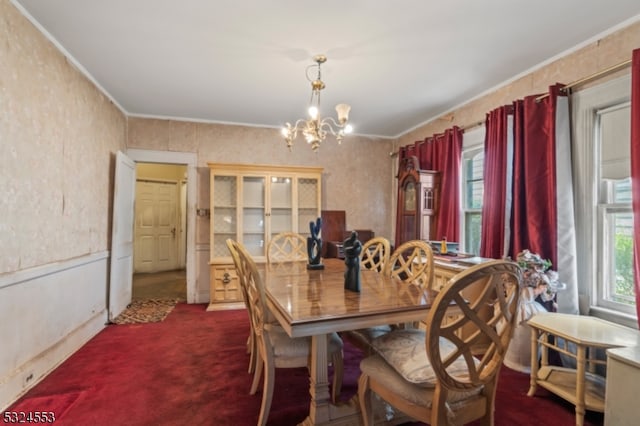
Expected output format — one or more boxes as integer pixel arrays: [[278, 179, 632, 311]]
[[281, 54, 353, 152]]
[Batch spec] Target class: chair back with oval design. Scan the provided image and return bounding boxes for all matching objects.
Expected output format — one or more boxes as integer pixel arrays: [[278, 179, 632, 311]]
[[360, 237, 391, 273], [267, 232, 307, 263], [387, 240, 434, 289]]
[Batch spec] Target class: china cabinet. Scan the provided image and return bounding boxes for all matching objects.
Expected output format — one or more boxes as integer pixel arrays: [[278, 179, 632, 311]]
[[207, 163, 322, 310]]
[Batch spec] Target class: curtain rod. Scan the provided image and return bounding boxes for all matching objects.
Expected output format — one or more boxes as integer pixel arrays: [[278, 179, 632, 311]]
[[461, 121, 484, 132], [536, 58, 631, 101], [392, 57, 632, 155], [389, 120, 485, 156]]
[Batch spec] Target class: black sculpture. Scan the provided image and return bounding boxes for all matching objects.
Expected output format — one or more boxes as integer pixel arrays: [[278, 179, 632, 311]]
[[307, 217, 324, 270], [343, 231, 362, 292]]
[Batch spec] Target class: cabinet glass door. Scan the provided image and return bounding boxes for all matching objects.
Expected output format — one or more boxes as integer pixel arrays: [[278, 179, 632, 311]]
[[212, 175, 237, 258], [269, 175, 293, 241], [242, 176, 266, 256], [298, 177, 319, 238]]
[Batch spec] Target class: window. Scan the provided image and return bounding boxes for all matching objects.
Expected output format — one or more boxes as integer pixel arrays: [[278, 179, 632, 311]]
[[462, 147, 484, 255], [596, 102, 634, 315], [572, 74, 634, 326]]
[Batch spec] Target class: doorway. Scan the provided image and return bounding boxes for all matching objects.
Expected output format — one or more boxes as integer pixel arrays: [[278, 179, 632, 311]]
[[133, 162, 187, 301], [125, 149, 197, 304]]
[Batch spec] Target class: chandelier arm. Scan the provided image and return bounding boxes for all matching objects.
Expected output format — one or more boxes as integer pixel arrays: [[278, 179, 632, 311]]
[[319, 117, 345, 135], [290, 118, 310, 133]]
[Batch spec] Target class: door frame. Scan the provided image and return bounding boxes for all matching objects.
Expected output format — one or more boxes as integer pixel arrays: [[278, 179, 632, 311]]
[[126, 149, 197, 303]]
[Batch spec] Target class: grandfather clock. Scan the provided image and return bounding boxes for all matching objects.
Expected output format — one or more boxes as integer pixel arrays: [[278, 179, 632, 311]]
[[395, 155, 440, 247]]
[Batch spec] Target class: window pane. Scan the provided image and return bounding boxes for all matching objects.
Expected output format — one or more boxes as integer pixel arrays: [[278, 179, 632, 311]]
[[466, 181, 484, 209], [612, 211, 634, 304], [467, 151, 484, 180], [464, 213, 482, 255], [462, 149, 484, 254], [602, 208, 635, 308], [465, 151, 484, 209]]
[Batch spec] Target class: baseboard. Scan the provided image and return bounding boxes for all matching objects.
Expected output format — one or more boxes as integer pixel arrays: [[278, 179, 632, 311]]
[[0, 309, 106, 412]]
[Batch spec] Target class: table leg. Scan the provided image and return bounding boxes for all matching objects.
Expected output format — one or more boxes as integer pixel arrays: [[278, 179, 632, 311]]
[[575, 345, 586, 426], [528, 326, 539, 397], [299, 335, 390, 426], [300, 334, 332, 426]]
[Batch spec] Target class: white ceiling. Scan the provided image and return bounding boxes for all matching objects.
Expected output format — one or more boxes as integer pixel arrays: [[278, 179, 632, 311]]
[[12, 0, 640, 139]]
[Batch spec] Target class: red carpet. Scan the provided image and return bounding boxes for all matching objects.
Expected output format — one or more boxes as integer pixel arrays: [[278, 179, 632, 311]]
[[4, 304, 604, 425]]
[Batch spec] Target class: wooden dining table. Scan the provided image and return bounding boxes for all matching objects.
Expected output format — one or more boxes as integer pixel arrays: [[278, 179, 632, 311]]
[[263, 258, 443, 426]]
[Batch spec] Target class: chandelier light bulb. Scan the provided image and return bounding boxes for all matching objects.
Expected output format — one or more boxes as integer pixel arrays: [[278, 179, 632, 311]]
[[308, 106, 318, 120]]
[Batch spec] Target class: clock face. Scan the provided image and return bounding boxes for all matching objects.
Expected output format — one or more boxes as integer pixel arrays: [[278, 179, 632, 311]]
[[404, 181, 416, 211]]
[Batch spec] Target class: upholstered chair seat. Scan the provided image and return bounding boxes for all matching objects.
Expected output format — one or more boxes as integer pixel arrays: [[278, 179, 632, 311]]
[[360, 354, 483, 410]]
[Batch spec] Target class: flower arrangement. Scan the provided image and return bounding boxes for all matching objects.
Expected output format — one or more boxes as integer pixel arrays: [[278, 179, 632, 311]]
[[515, 249, 564, 306]]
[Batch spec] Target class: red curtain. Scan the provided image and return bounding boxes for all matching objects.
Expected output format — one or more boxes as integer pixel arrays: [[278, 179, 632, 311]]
[[510, 85, 565, 266], [479, 85, 565, 265], [631, 48, 640, 324], [415, 127, 463, 241], [479, 106, 512, 259]]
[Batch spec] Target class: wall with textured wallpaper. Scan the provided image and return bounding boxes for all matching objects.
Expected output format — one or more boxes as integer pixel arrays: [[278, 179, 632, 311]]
[[1, 0, 126, 410], [1, 0, 127, 274], [126, 119, 396, 247]]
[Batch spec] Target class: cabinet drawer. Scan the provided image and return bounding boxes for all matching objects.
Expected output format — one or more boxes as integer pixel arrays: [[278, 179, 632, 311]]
[[210, 264, 242, 303]]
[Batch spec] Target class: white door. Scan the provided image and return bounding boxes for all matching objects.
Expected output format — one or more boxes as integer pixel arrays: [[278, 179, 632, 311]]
[[134, 180, 179, 273], [109, 151, 136, 320]]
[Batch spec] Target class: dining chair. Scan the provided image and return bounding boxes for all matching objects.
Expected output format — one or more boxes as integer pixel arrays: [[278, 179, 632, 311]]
[[341, 237, 393, 354], [266, 232, 308, 263], [226, 239, 257, 375], [230, 239, 344, 426], [386, 239, 434, 289], [354, 239, 436, 346], [358, 260, 522, 426], [360, 236, 391, 273]]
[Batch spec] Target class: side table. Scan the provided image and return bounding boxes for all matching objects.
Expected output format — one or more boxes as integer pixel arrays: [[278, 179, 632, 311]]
[[527, 313, 640, 426]]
